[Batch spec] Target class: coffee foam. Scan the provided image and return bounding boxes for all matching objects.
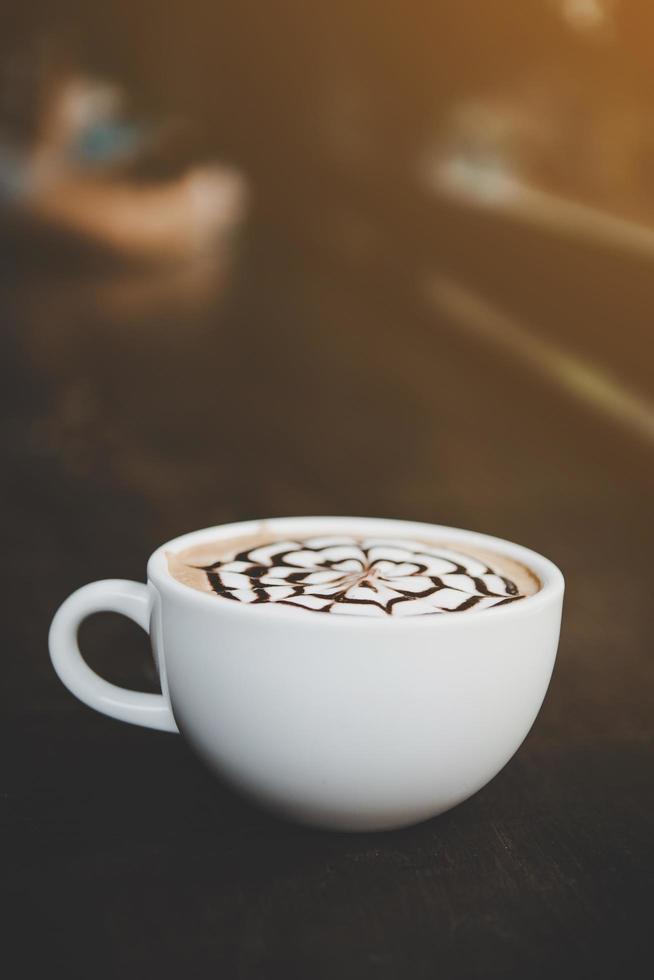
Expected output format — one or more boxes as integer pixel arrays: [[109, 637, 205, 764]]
[[166, 529, 540, 618]]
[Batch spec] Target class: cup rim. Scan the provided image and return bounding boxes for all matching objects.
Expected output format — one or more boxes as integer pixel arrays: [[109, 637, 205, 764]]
[[148, 516, 564, 629]]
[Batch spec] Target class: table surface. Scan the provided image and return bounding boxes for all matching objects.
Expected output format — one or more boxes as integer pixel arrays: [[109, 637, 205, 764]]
[[2, 206, 653, 980]]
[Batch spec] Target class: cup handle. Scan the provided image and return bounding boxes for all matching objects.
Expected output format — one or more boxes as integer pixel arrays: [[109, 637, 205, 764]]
[[48, 579, 178, 733]]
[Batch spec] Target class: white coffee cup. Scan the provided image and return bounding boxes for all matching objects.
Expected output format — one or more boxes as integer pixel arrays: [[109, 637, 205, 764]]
[[49, 516, 564, 831]]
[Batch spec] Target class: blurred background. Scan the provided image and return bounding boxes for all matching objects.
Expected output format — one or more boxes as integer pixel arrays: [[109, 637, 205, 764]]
[[2, 3, 653, 975], [4, 0, 654, 748], [4, 0, 654, 738]]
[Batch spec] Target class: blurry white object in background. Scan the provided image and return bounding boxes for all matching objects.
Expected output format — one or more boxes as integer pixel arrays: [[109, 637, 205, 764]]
[[558, 0, 616, 34], [424, 275, 654, 445], [428, 153, 520, 207], [423, 140, 654, 262]]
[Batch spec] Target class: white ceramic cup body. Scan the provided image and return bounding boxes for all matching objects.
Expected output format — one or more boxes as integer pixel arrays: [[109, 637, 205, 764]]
[[50, 517, 564, 832]]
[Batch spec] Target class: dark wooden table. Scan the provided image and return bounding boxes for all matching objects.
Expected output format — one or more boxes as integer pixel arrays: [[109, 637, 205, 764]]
[[2, 203, 652, 979]]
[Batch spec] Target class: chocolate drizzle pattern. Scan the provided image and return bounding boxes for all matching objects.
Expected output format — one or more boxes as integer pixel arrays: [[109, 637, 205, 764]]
[[188, 536, 529, 617]]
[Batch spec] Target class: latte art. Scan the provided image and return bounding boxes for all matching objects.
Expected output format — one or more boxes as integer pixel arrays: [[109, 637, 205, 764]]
[[168, 535, 539, 617]]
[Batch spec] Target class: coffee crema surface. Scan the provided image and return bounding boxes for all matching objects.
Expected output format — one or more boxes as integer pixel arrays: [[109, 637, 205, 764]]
[[166, 532, 540, 617]]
